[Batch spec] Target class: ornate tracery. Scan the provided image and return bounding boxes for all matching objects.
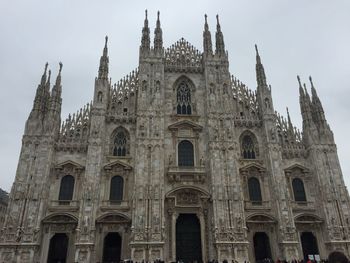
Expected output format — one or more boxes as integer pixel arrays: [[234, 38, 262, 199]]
[[176, 81, 192, 115]]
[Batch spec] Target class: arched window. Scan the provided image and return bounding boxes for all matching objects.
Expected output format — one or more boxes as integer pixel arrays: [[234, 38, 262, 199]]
[[58, 175, 75, 201], [176, 81, 192, 115], [113, 128, 129, 156], [242, 135, 256, 159], [110, 176, 124, 201], [248, 177, 262, 203], [292, 178, 306, 202], [178, 140, 194, 167]]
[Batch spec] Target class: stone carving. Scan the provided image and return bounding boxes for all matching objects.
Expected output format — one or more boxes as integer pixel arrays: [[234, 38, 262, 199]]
[[176, 191, 199, 205]]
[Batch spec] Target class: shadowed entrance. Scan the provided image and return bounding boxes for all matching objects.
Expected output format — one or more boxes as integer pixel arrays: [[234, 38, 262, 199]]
[[253, 232, 272, 262], [47, 233, 69, 263], [301, 232, 319, 260], [103, 232, 122, 263], [176, 213, 202, 263]]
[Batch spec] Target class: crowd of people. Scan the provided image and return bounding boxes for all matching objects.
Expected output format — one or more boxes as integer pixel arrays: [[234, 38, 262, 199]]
[[117, 252, 350, 263]]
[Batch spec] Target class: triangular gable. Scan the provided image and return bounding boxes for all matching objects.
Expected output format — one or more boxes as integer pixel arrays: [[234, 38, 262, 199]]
[[168, 120, 203, 131], [103, 160, 132, 171], [55, 160, 85, 170], [284, 163, 310, 173], [239, 162, 266, 173]]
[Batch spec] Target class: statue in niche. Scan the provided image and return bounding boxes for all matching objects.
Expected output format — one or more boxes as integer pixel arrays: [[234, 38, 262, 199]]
[[168, 154, 173, 165]]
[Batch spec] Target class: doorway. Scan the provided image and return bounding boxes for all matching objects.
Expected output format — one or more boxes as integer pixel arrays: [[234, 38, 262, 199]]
[[102, 232, 122, 263], [301, 232, 319, 260], [47, 233, 69, 263], [176, 213, 202, 263], [253, 232, 272, 262]]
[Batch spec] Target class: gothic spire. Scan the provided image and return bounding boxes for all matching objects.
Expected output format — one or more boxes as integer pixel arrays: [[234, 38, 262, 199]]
[[255, 45, 267, 88], [203, 14, 213, 55], [215, 15, 225, 55], [141, 10, 150, 52], [98, 36, 109, 80], [40, 63, 48, 86], [154, 11, 163, 51]]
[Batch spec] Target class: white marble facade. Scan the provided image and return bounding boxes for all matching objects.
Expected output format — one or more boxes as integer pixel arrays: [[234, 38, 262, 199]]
[[1, 12, 350, 263]]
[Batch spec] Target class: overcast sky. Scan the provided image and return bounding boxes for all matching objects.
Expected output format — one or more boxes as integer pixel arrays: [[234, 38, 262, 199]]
[[0, 0, 349, 192]]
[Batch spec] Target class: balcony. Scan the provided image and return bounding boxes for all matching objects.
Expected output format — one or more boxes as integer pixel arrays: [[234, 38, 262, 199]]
[[244, 200, 271, 210], [167, 165, 206, 183], [48, 200, 80, 212], [100, 200, 130, 212]]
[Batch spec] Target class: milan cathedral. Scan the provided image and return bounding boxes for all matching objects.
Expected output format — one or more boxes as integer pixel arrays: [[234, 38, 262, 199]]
[[1, 11, 350, 263]]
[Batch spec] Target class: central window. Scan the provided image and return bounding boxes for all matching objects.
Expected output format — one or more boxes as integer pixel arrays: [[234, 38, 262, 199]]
[[178, 140, 194, 166], [177, 81, 192, 115]]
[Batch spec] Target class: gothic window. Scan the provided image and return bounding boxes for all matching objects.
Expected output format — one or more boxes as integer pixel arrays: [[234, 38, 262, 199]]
[[248, 177, 262, 203], [177, 81, 192, 115], [110, 176, 124, 201], [58, 175, 75, 201], [241, 134, 257, 159], [113, 127, 129, 156], [178, 140, 194, 167], [292, 178, 306, 202]]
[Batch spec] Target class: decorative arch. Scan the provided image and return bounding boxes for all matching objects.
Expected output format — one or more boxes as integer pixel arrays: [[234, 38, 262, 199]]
[[96, 212, 131, 224], [174, 76, 195, 115], [246, 213, 277, 224], [294, 213, 323, 224], [166, 186, 210, 199], [111, 126, 130, 156], [42, 213, 78, 224], [239, 130, 259, 159]]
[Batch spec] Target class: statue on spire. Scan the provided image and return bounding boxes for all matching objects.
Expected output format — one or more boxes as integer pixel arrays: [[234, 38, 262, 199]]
[[140, 9, 150, 53], [98, 36, 109, 80], [215, 15, 225, 56], [154, 11, 163, 52], [203, 14, 213, 55]]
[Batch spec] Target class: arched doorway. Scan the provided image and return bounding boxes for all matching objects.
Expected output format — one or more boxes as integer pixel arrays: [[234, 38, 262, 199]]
[[47, 233, 69, 263], [301, 232, 319, 260], [103, 232, 122, 263], [253, 232, 272, 262], [176, 213, 202, 263]]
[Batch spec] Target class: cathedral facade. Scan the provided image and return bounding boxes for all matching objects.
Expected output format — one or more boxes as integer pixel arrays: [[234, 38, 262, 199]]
[[1, 11, 350, 263]]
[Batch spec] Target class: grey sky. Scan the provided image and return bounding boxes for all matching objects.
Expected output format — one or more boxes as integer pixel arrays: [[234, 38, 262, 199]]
[[0, 0, 349, 192]]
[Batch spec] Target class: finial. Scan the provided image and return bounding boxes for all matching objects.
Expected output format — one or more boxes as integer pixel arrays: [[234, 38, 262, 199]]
[[255, 44, 259, 56], [145, 9, 148, 19], [157, 11, 160, 20], [59, 62, 63, 74], [216, 14, 219, 24], [297, 75, 302, 87], [309, 75, 314, 88], [205, 14, 208, 23], [44, 62, 48, 73], [105, 35, 108, 46]]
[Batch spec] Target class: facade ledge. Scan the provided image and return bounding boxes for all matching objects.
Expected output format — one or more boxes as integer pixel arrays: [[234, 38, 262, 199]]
[[100, 200, 130, 211], [167, 166, 206, 183], [244, 200, 271, 211], [48, 200, 80, 212]]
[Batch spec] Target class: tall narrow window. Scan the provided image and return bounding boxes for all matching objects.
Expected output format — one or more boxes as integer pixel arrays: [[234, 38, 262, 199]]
[[292, 178, 306, 202], [178, 140, 194, 167], [248, 177, 262, 203], [110, 176, 124, 201], [58, 175, 75, 201], [177, 81, 192, 115], [113, 128, 129, 156], [242, 135, 256, 159]]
